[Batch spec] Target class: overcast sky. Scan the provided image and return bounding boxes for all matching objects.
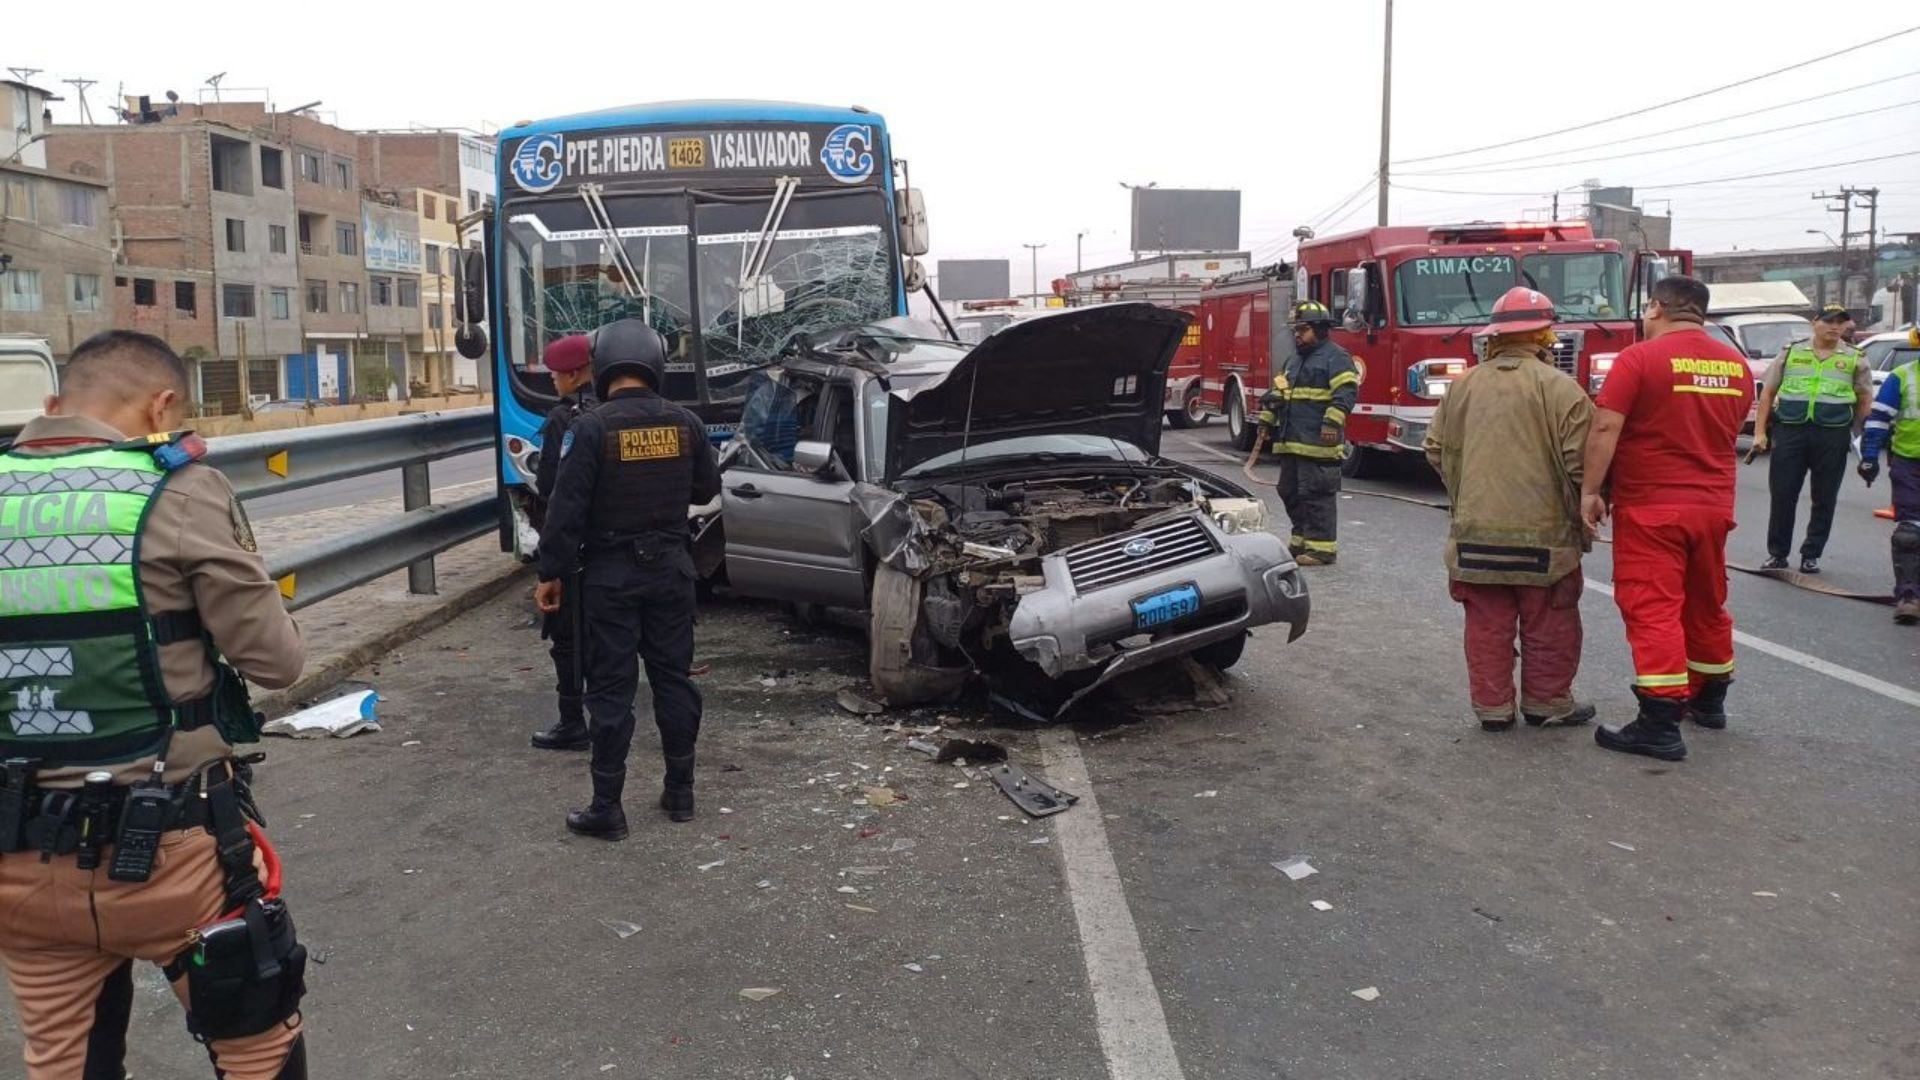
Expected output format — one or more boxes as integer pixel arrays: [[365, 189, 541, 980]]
[[12, 0, 1919, 289]]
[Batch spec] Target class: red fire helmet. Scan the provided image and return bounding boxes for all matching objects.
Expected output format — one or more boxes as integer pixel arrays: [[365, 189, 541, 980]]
[[1485, 287, 1557, 334]]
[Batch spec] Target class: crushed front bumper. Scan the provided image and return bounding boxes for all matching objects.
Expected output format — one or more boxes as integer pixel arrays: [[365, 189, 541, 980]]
[[1006, 511, 1310, 708]]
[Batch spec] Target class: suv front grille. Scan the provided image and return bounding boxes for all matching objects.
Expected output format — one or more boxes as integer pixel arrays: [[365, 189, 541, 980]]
[[1063, 513, 1217, 593]]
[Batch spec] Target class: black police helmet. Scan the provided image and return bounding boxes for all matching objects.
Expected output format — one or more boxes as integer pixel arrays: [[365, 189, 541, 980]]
[[589, 319, 668, 398]]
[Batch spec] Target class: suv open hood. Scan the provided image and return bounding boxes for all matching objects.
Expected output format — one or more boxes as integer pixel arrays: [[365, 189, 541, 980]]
[[884, 303, 1189, 479]]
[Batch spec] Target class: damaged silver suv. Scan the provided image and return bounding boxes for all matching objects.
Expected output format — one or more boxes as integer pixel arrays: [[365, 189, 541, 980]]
[[717, 303, 1309, 716]]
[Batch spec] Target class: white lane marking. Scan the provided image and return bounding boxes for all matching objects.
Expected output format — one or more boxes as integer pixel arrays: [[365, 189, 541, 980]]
[[1585, 579, 1920, 709], [1039, 727, 1187, 1080], [1172, 433, 1920, 708]]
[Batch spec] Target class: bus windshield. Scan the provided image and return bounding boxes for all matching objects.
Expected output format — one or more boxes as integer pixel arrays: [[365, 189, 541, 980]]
[[1521, 252, 1627, 320]]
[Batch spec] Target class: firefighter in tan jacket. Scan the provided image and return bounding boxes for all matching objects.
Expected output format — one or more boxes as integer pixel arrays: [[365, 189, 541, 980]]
[[1425, 288, 1596, 732]]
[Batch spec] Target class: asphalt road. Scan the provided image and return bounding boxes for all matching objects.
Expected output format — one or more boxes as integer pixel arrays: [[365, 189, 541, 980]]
[[245, 448, 496, 520], [35, 424, 1917, 1080]]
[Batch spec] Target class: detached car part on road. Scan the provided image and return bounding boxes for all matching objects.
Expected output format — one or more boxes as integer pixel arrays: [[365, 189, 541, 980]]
[[715, 304, 1310, 716]]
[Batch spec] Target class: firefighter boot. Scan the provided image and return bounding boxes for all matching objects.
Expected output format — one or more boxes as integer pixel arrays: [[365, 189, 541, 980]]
[[567, 768, 629, 840], [1685, 677, 1732, 730], [660, 752, 696, 822], [531, 694, 590, 751], [1594, 691, 1687, 762]]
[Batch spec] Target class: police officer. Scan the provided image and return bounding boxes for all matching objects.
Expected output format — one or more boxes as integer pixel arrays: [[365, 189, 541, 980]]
[[1258, 300, 1360, 565], [529, 334, 597, 751], [0, 331, 310, 1078], [1752, 303, 1872, 573], [534, 320, 720, 838]]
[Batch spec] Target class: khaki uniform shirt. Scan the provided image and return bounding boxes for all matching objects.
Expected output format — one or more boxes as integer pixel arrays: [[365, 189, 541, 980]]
[[1425, 345, 1594, 586], [10, 415, 305, 786]]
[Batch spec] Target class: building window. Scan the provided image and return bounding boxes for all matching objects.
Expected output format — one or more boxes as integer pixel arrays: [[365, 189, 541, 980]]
[[398, 279, 419, 308], [305, 279, 328, 314], [2, 178, 34, 221], [466, 189, 479, 212], [260, 147, 285, 189], [336, 222, 358, 257], [339, 281, 360, 314], [270, 288, 291, 320], [225, 218, 246, 253], [298, 149, 323, 184], [209, 135, 254, 195], [220, 283, 256, 319], [424, 245, 442, 275], [133, 278, 156, 306], [444, 198, 457, 223], [1, 270, 42, 312], [269, 224, 288, 254], [175, 280, 197, 315], [60, 187, 100, 228], [335, 160, 354, 190], [422, 195, 435, 221], [370, 275, 393, 306], [428, 302, 444, 330], [69, 273, 102, 312]]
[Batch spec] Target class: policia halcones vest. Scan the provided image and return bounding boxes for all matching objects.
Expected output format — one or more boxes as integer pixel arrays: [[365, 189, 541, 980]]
[[0, 435, 255, 768], [1773, 342, 1861, 428]]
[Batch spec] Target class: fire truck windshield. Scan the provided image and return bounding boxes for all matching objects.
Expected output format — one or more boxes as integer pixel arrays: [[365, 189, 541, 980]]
[[1394, 251, 1628, 326]]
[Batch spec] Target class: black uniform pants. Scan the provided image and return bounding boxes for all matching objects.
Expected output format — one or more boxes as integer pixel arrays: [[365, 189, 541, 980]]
[[1278, 454, 1342, 555], [581, 545, 702, 774], [1766, 423, 1853, 559], [544, 570, 582, 704]]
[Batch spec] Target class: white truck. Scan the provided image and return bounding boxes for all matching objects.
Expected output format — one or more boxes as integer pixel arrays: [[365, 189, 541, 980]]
[[1707, 281, 1814, 383], [0, 335, 57, 448]]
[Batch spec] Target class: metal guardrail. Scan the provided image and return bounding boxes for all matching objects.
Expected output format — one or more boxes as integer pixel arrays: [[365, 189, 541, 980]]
[[203, 407, 497, 611]]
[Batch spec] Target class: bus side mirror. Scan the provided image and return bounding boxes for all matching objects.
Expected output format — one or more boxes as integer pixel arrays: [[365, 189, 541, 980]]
[[898, 188, 929, 257], [452, 247, 488, 360]]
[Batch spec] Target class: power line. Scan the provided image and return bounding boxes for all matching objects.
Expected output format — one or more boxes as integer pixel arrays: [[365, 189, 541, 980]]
[[1400, 99, 1920, 177], [1391, 23, 1920, 166], [1392, 150, 1920, 198]]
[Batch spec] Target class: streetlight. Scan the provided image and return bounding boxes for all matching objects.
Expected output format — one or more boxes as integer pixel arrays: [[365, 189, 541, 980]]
[[1806, 229, 1840, 247], [1022, 242, 1047, 309], [1076, 229, 1089, 273]]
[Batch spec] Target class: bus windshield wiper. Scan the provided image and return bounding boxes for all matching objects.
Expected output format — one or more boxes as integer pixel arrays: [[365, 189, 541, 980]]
[[736, 176, 799, 344], [578, 183, 651, 322]]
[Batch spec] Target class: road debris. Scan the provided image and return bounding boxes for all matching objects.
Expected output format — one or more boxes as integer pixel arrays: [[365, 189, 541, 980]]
[[986, 763, 1079, 817], [902, 963, 925, 974], [1272, 857, 1318, 881], [756, 880, 773, 890], [401, 740, 422, 748], [844, 904, 878, 914], [1350, 986, 1381, 1002], [263, 690, 381, 738], [719, 807, 735, 815], [1472, 907, 1503, 923], [1310, 900, 1334, 912], [697, 860, 726, 872], [865, 786, 898, 808], [1608, 841, 1637, 852], [1194, 790, 1219, 799], [1029, 837, 1052, 846], [906, 738, 941, 757], [935, 738, 1009, 765], [888, 838, 917, 853], [738, 988, 783, 1002], [599, 919, 642, 940], [836, 689, 886, 716], [836, 886, 859, 894], [1752, 890, 1778, 898]]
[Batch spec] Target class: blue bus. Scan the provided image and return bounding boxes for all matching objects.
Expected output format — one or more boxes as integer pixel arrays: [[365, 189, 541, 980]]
[[454, 100, 930, 555]]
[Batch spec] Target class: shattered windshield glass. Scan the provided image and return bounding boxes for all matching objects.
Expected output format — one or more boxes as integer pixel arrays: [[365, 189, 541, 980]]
[[695, 192, 896, 402], [503, 195, 698, 400]]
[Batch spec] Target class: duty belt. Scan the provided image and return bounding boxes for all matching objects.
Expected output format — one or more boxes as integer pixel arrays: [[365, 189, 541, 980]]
[[0, 768, 215, 859]]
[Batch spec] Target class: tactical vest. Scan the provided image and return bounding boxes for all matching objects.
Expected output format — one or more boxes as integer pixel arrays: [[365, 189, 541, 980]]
[[0, 439, 229, 767], [1895, 362, 1920, 460], [1773, 343, 1859, 427], [585, 392, 700, 543]]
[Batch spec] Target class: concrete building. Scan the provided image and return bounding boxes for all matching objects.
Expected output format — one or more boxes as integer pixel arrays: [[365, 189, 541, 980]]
[[44, 119, 300, 410], [1694, 241, 1919, 327], [2, 80, 60, 169], [0, 161, 114, 359], [360, 194, 422, 399], [1583, 186, 1672, 266], [412, 187, 460, 392]]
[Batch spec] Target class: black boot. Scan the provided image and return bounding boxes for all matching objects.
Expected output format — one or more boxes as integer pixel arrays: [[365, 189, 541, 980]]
[[1594, 691, 1687, 761], [566, 768, 629, 840], [531, 695, 590, 750], [1685, 677, 1731, 729], [660, 752, 695, 822]]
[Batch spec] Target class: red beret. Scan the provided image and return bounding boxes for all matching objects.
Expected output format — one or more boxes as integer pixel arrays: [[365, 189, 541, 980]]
[[543, 334, 591, 373]]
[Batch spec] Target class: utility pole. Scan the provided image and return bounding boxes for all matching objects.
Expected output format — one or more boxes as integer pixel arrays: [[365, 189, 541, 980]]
[[1858, 187, 1880, 308], [1816, 187, 1881, 310], [1023, 242, 1047, 308], [1815, 190, 1853, 307], [1376, 0, 1394, 226], [62, 78, 97, 125], [1076, 230, 1088, 273]]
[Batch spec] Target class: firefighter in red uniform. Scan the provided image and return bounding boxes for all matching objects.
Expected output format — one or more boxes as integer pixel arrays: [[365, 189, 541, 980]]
[[1581, 275, 1754, 761]]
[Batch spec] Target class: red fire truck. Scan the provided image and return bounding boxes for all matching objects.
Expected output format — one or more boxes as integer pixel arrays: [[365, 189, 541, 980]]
[[1202, 221, 1666, 476], [1056, 276, 1211, 427]]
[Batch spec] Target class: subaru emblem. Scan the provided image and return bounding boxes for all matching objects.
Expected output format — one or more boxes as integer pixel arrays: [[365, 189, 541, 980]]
[[1123, 537, 1157, 559]]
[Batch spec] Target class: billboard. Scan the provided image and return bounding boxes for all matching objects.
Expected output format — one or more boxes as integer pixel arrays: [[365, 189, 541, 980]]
[[937, 259, 1012, 302], [363, 202, 423, 274], [1130, 189, 1241, 253]]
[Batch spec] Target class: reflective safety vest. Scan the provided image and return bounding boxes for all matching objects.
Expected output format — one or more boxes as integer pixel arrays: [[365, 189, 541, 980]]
[[1773, 343, 1859, 427], [1895, 361, 1920, 460], [0, 438, 206, 767]]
